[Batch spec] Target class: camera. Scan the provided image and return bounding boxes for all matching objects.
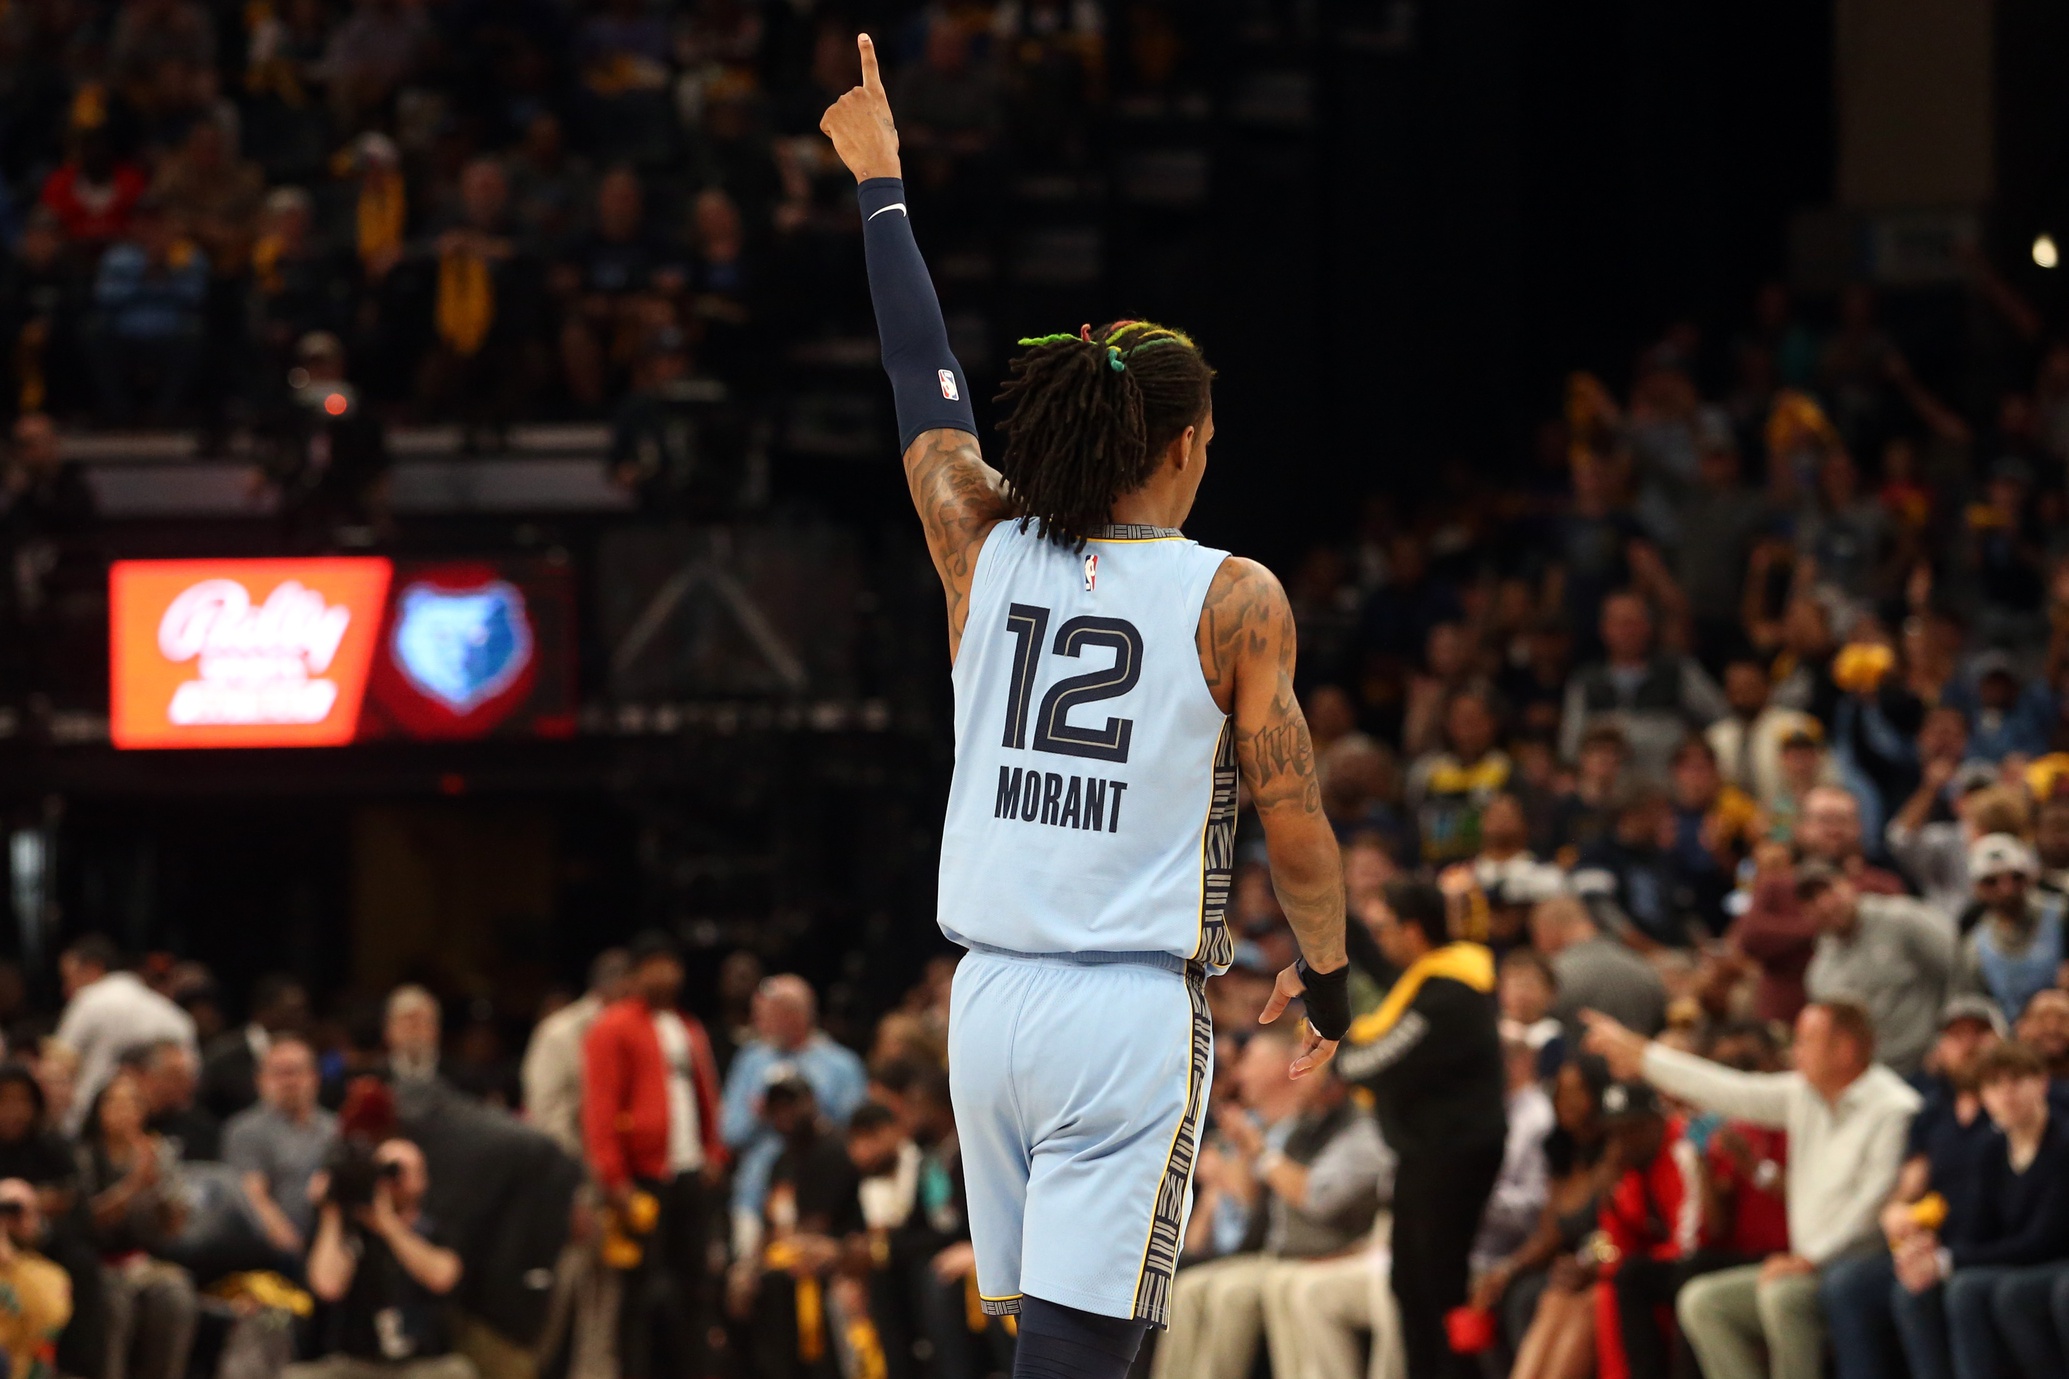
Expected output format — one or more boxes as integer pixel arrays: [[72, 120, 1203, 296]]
[[325, 1142, 402, 1210]]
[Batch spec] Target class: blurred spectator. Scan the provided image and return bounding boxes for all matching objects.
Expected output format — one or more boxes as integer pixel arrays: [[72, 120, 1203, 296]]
[[1667, 736, 1763, 934], [1474, 1026, 1556, 1278], [317, 0, 432, 129], [224, 1036, 336, 1260], [1573, 784, 1694, 948], [262, 330, 392, 542], [1799, 864, 1955, 1076], [1888, 1042, 2069, 1379], [1886, 709, 2012, 921], [2018, 989, 2069, 1081], [416, 158, 542, 446], [720, 973, 867, 1231], [85, 197, 209, 424], [554, 167, 682, 408], [507, 113, 592, 251], [150, 116, 264, 279], [2036, 795, 2069, 895], [1946, 651, 2054, 765], [1405, 689, 1512, 867], [200, 972, 310, 1121], [1586, 1001, 1921, 1379], [523, 949, 630, 1157], [247, 187, 354, 370], [1544, 724, 1629, 860], [582, 932, 725, 1379], [1157, 1029, 1391, 1379], [0, 1060, 107, 1378], [1, 215, 78, 419], [731, 1074, 860, 1379], [1559, 591, 1727, 784], [1337, 879, 1505, 1379], [0, 1178, 71, 1376], [1498, 948, 1564, 1073], [1706, 656, 1827, 806], [1, 411, 94, 559], [1955, 834, 2065, 1021], [890, 15, 1001, 184], [1531, 894, 1667, 1042], [136, 1039, 217, 1161], [77, 1068, 195, 1379], [53, 936, 196, 1137], [384, 985, 441, 1083], [1672, 442, 1767, 659], [1586, 1080, 1702, 1379], [38, 130, 147, 252], [293, 1138, 472, 1379]]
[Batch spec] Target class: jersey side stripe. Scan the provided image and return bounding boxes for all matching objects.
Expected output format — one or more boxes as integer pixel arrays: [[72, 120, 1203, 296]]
[[1191, 719, 1237, 968]]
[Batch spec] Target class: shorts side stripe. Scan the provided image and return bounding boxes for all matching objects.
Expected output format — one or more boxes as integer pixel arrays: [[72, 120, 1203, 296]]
[[1130, 966, 1211, 1327]]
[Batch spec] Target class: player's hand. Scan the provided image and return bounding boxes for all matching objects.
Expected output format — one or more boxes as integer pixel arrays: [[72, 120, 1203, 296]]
[[1261, 961, 1338, 1079], [819, 35, 902, 183]]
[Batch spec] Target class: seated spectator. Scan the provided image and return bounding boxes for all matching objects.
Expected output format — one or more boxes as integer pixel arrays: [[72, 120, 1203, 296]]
[[0, 1061, 107, 1378], [1500, 947, 1565, 1073], [1888, 717, 2026, 921], [1763, 724, 1837, 840], [1474, 1025, 1556, 1280], [53, 936, 196, 1137], [1821, 995, 2005, 1378], [1156, 1031, 1391, 1379], [554, 167, 683, 407], [1405, 688, 1513, 867], [200, 972, 310, 1122], [77, 1069, 196, 1379], [1889, 1041, 2069, 1379], [136, 1038, 218, 1161], [1559, 591, 1728, 784], [684, 187, 753, 373], [1585, 1000, 1922, 1379], [415, 158, 543, 446], [1956, 835, 2065, 1021], [0, 1178, 72, 1376], [1574, 784, 1697, 948], [1706, 655, 1833, 809], [1801, 863, 1956, 1076], [1544, 724, 1629, 861], [507, 113, 592, 253], [1668, 736, 1764, 933], [317, 0, 433, 129], [721, 974, 867, 1238], [85, 196, 209, 424], [292, 1137, 473, 1379], [1469, 1059, 1609, 1371], [1532, 894, 1668, 1042], [2017, 989, 2069, 1081], [224, 1036, 336, 1261], [150, 115, 263, 279]]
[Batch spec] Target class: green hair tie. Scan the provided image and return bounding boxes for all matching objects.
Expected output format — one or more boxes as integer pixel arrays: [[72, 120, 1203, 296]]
[[1106, 346, 1126, 372], [1015, 333, 1079, 348], [1125, 337, 1190, 358]]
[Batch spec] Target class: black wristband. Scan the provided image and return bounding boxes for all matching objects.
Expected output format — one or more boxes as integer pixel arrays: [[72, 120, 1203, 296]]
[[1296, 958, 1351, 1042]]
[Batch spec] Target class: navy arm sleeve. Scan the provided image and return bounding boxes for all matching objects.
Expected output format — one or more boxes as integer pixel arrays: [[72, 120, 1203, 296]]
[[859, 177, 977, 454]]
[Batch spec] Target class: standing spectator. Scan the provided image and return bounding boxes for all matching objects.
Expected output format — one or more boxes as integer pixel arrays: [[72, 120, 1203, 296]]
[[385, 986, 441, 1083], [137, 1039, 218, 1161], [720, 973, 868, 1230], [523, 949, 631, 1157], [223, 1037, 337, 1261], [77, 1069, 196, 1379], [1574, 785, 1696, 948], [1956, 834, 2066, 1021], [52, 936, 196, 1137], [1889, 1041, 2069, 1379], [291, 1138, 472, 1379], [1530, 895, 1668, 1043], [1336, 879, 1506, 1379], [1706, 657, 1826, 805], [1801, 864, 1956, 1075], [415, 159, 542, 447], [1886, 722, 2019, 923], [1559, 591, 1727, 783], [85, 196, 209, 423], [200, 973, 309, 1122], [1584, 1001, 1922, 1379], [583, 932, 726, 1379]]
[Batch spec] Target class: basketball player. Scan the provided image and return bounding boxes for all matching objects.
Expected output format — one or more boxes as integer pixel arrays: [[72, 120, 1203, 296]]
[[823, 38, 1351, 1379]]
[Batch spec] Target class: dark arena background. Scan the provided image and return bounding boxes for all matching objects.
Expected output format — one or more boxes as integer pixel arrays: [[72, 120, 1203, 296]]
[[2, 0, 2069, 1376]]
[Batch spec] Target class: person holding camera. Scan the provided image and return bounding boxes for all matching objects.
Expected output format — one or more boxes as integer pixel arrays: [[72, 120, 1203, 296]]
[[289, 1138, 474, 1379]]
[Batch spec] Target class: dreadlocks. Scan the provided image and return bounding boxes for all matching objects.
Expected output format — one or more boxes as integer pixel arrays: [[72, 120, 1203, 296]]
[[993, 320, 1214, 548]]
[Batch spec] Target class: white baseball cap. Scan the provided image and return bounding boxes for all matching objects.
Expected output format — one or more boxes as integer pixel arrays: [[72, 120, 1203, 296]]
[[1969, 833, 2038, 883]]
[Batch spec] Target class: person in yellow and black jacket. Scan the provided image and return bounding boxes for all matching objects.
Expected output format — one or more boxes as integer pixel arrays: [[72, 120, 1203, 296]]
[[1336, 878, 1507, 1379]]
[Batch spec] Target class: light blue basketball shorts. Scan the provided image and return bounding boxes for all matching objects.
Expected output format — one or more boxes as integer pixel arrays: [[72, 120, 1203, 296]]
[[948, 946, 1212, 1328]]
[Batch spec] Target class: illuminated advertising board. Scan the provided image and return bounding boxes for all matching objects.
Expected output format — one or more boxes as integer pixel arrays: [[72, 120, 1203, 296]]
[[111, 557, 574, 749]]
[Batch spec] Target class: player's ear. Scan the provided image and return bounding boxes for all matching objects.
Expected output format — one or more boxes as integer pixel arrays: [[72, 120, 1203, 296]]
[[1167, 424, 1197, 473]]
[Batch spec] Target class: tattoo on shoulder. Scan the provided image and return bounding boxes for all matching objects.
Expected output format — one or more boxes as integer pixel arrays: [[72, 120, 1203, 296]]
[[1202, 559, 1322, 815]]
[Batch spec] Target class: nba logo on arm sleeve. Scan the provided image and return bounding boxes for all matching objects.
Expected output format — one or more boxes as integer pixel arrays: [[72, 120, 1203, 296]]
[[939, 369, 960, 401]]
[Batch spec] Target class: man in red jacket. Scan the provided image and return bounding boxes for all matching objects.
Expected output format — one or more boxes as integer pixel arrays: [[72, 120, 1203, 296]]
[[584, 931, 727, 1379]]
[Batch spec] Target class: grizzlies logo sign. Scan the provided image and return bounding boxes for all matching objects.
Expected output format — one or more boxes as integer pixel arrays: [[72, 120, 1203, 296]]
[[391, 580, 534, 711]]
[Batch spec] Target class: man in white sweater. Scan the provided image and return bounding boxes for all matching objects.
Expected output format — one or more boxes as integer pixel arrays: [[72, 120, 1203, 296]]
[[1583, 1000, 1921, 1379]]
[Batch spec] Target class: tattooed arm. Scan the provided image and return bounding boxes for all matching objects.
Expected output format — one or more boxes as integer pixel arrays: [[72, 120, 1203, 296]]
[[904, 429, 1015, 656], [1201, 556, 1347, 1074]]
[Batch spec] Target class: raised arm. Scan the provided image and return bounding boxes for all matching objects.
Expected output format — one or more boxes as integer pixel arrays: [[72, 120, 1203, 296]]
[[1208, 557, 1349, 1075], [821, 34, 1013, 657]]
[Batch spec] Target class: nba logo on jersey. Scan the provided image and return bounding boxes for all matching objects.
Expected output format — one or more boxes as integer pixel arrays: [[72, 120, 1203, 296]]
[[1083, 553, 1098, 592], [939, 369, 960, 401]]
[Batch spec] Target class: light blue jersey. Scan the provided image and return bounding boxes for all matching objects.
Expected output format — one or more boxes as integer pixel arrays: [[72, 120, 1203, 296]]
[[940, 518, 1236, 1326], [938, 520, 1236, 970]]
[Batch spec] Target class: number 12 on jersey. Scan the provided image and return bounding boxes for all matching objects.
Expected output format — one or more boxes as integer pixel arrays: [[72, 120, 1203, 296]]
[[997, 603, 1143, 764]]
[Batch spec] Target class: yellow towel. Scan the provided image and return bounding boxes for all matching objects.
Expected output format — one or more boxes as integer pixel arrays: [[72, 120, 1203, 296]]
[[1345, 942, 1495, 1045], [356, 168, 406, 271], [435, 249, 495, 357]]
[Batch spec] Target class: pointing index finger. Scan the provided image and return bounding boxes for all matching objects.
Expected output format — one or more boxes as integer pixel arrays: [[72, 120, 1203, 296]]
[[858, 33, 884, 97]]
